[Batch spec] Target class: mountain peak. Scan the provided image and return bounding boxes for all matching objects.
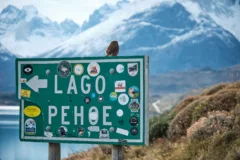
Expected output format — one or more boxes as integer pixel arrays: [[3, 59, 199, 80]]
[[22, 5, 38, 14], [1, 5, 20, 14]]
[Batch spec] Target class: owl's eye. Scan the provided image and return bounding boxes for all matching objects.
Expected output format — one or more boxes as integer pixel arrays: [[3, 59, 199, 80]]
[[24, 68, 32, 73]]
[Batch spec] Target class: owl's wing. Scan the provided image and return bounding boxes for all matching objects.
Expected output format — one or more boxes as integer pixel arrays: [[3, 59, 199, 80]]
[[106, 43, 119, 55]]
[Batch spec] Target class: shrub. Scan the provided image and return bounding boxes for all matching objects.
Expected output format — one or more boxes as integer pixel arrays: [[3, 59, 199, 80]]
[[149, 112, 171, 142], [187, 111, 234, 140]]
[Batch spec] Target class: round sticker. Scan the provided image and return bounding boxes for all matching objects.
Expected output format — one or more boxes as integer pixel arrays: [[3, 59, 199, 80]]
[[89, 111, 98, 120], [74, 64, 84, 76], [57, 61, 72, 78], [118, 93, 129, 105], [58, 126, 68, 136], [110, 92, 118, 101], [23, 65, 33, 75], [24, 105, 41, 117], [25, 118, 36, 135], [116, 64, 124, 73], [128, 86, 139, 98], [87, 62, 100, 77], [117, 109, 123, 117]]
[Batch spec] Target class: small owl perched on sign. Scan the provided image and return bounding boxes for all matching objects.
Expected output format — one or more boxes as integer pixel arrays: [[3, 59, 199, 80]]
[[106, 41, 119, 57]]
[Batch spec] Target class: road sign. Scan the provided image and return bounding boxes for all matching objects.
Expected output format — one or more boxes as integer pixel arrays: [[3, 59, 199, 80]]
[[16, 56, 149, 145]]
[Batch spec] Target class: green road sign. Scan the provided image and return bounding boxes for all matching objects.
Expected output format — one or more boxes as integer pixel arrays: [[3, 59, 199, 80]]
[[16, 56, 149, 145]]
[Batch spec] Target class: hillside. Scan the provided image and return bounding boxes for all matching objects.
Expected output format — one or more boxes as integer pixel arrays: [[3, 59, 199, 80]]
[[65, 81, 240, 160]]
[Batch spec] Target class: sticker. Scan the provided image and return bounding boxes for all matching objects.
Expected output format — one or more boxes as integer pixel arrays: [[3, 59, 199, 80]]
[[24, 105, 41, 117], [116, 109, 123, 117], [98, 95, 104, 102], [129, 116, 138, 126], [128, 63, 138, 76], [115, 80, 126, 92], [78, 127, 84, 136], [91, 93, 96, 98], [84, 97, 91, 104], [20, 89, 31, 98], [118, 93, 129, 105], [46, 126, 51, 132], [128, 99, 140, 112], [88, 126, 100, 132], [25, 119, 36, 135], [116, 64, 124, 73], [58, 126, 68, 136], [116, 128, 129, 136], [23, 65, 33, 75], [99, 129, 109, 139], [128, 86, 139, 98], [109, 127, 114, 133], [87, 62, 100, 77], [46, 69, 51, 76], [21, 78, 27, 83], [109, 68, 114, 74], [130, 127, 138, 135], [89, 111, 98, 120], [110, 92, 117, 101], [44, 131, 53, 138], [57, 61, 72, 78], [74, 64, 84, 76], [118, 119, 124, 125]]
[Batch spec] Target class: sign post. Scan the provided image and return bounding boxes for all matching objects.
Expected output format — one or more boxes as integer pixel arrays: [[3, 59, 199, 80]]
[[16, 56, 149, 159], [48, 143, 60, 160]]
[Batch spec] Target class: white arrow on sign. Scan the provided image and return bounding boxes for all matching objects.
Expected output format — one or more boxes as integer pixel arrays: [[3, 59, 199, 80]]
[[26, 76, 48, 92]]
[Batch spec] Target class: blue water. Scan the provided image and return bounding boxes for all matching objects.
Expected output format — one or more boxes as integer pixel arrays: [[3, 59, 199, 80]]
[[0, 106, 94, 160]]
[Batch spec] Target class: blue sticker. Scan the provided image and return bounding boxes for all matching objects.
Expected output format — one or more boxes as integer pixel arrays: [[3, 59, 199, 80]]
[[91, 93, 96, 98]]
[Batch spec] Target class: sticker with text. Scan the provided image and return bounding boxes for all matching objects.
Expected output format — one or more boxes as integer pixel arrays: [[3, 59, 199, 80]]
[[25, 118, 36, 135], [128, 63, 138, 76], [116, 64, 124, 73], [57, 61, 72, 78], [74, 64, 84, 76], [20, 89, 31, 98], [115, 80, 126, 92], [24, 105, 41, 117], [87, 62, 100, 77], [128, 99, 140, 112], [118, 93, 129, 105]]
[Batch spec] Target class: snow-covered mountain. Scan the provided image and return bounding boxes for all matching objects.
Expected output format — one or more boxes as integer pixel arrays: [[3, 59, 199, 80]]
[[40, 0, 240, 74], [0, 0, 240, 92], [0, 5, 80, 57]]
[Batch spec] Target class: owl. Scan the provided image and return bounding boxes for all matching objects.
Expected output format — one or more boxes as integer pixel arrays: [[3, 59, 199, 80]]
[[106, 41, 119, 57]]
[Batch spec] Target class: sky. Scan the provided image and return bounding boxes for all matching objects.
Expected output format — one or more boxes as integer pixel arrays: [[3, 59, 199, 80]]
[[0, 0, 121, 25]]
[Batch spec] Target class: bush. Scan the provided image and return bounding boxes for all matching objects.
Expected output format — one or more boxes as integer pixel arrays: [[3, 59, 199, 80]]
[[187, 111, 234, 140], [149, 112, 171, 142]]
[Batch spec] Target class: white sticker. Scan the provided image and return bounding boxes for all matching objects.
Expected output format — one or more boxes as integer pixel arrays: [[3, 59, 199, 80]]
[[21, 78, 27, 83], [89, 111, 98, 120], [88, 126, 100, 132], [116, 64, 124, 73], [116, 128, 129, 136], [117, 109, 123, 117], [74, 64, 84, 76], [128, 63, 138, 76], [87, 62, 100, 77], [44, 131, 53, 138], [25, 118, 36, 135], [115, 80, 126, 92], [118, 93, 129, 105]]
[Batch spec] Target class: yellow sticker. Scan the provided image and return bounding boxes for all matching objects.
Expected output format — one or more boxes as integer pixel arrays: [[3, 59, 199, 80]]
[[24, 106, 41, 117], [20, 89, 31, 98]]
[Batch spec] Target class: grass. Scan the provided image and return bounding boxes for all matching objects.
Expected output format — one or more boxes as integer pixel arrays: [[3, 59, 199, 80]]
[[65, 82, 240, 160]]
